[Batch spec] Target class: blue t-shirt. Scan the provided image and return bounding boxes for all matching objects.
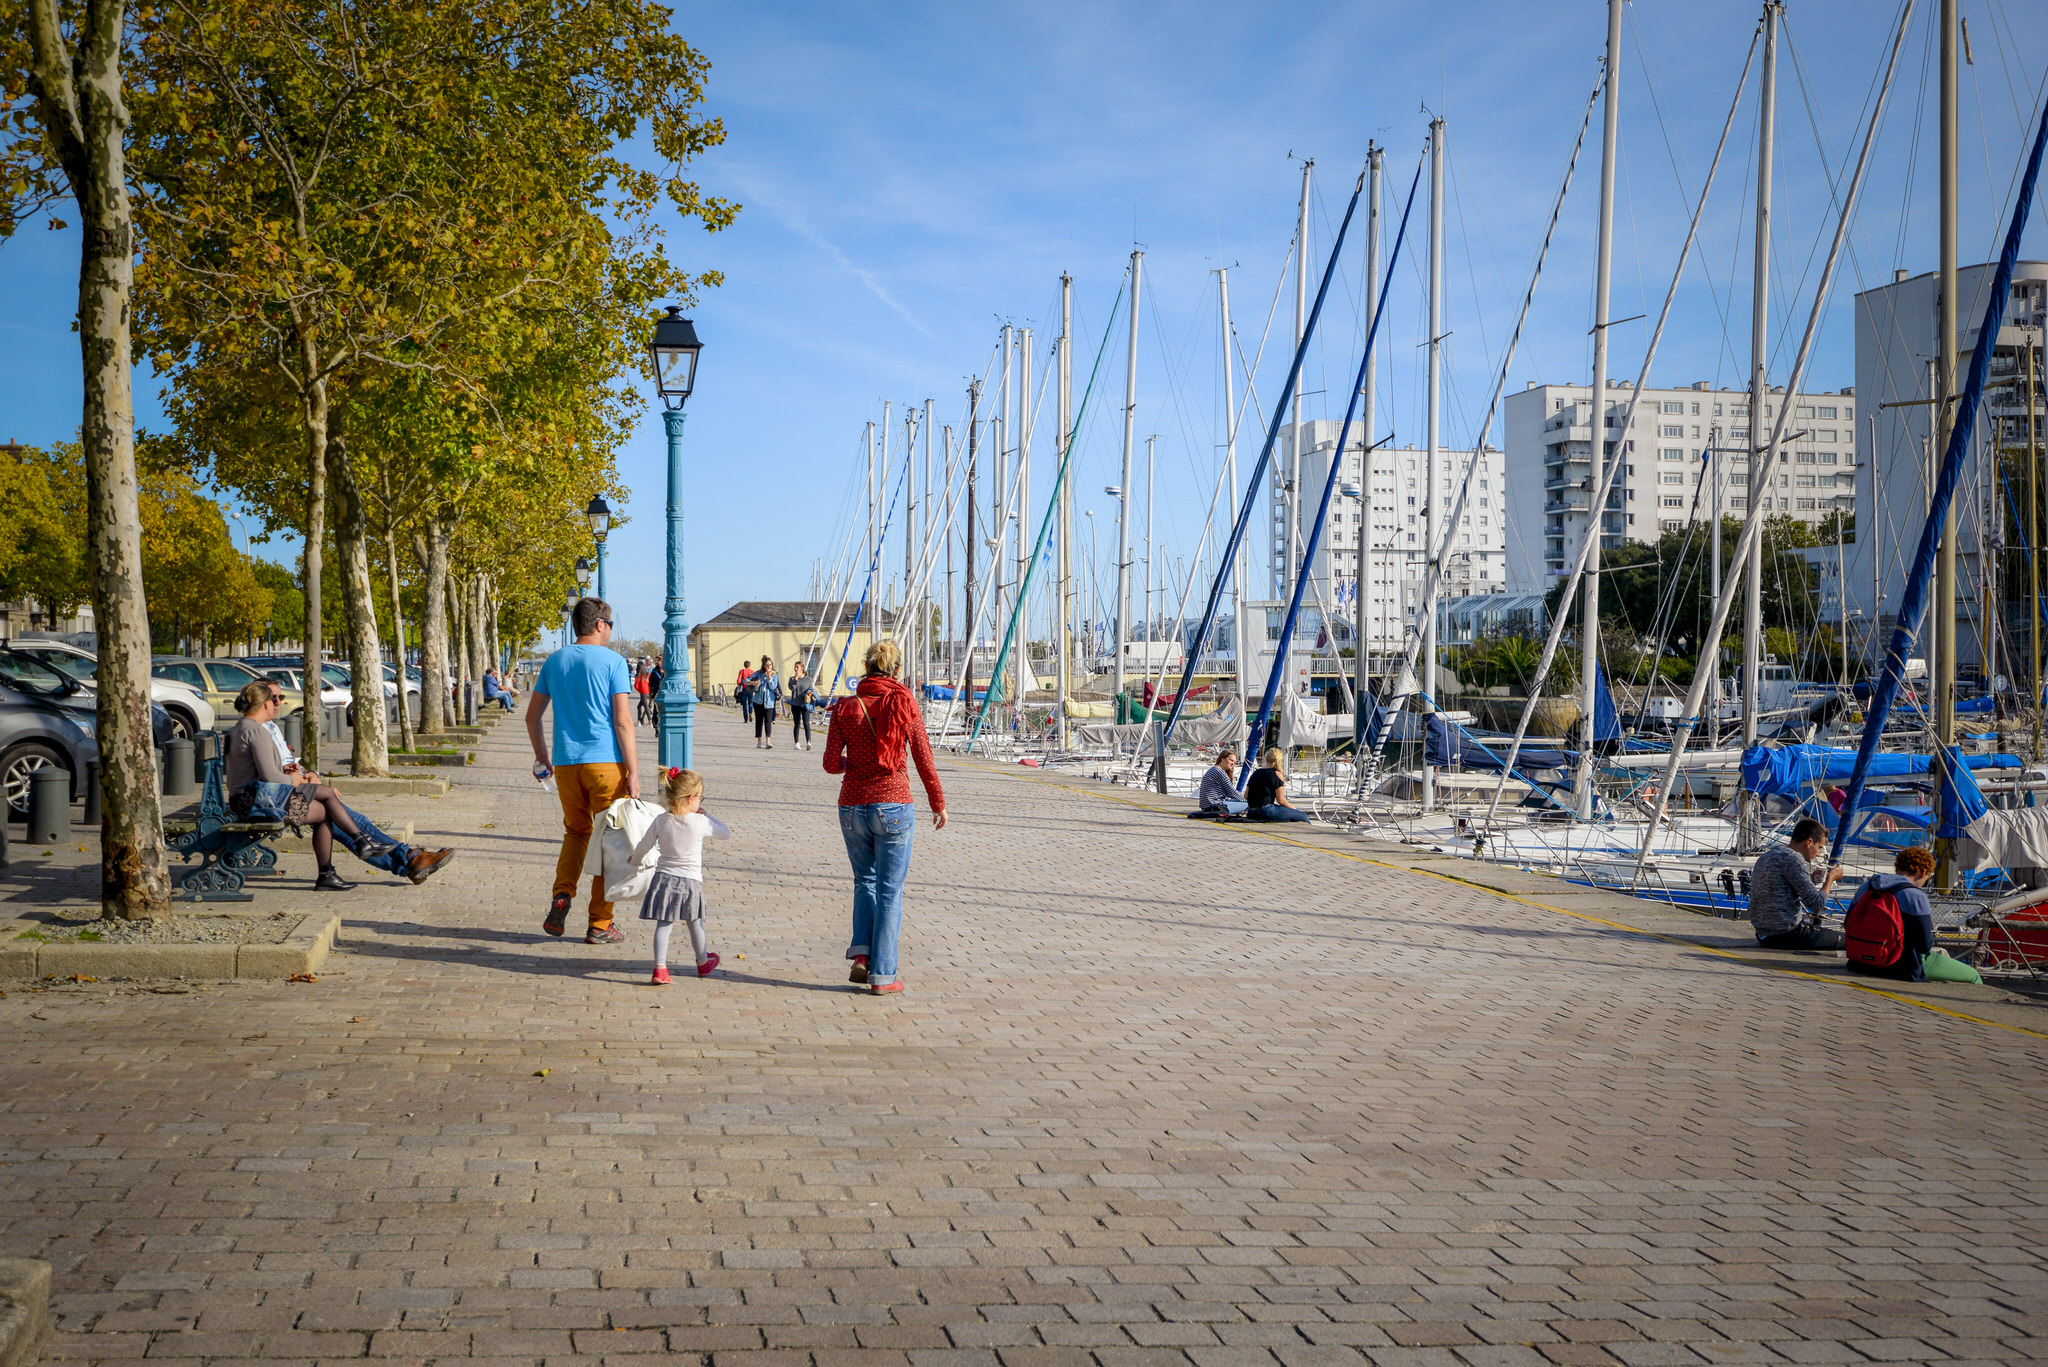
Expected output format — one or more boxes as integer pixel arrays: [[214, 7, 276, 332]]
[[535, 644, 632, 766]]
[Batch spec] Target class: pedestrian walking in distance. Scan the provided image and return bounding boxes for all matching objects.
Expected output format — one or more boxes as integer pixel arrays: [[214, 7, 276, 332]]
[[630, 766, 732, 985], [787, 659, 817, 751], [753, 659, 781, 748], [735, 659, 755, 722], [526, 596, 638, 943], [824, 639, 946, 995]]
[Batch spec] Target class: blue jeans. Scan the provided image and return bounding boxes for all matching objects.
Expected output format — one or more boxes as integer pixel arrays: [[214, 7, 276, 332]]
[[1250, 803, 1311, 823], [335, 803, 413, 875], [841, 802, 914, 985]]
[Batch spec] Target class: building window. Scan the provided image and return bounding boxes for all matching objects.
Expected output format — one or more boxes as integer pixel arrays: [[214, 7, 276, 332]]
[[1661, 401, 1684, 413], [1796, 498, 1816, 510], [1797, 451, 1816, 464], [1713, 403, 1724, 415], [1660, 447, 1684, 460], [1730, 497, 1747, 509], [1796, 475, 1815, 487], [1661, 496, 1685, 508], [1660, 425, 1684, 437], [1732, 428, 1750, 440], [1728, 472, 1748, 486], [1821, 452, 1838, 464], [1817, 406, 1838, 419], [1661, 472, 1684, 485]]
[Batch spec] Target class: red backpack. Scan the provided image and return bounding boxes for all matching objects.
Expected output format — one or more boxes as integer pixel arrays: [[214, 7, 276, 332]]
[[1844, 884, 1905, 968]]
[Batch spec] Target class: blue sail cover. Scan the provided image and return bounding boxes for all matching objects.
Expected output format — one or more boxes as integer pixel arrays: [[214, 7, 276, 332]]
[[1591, 656, 1622, 744], [1425, 713, 1464, 767], [1743, 743, 2020, 798], [1934, 745, 1990, 840]]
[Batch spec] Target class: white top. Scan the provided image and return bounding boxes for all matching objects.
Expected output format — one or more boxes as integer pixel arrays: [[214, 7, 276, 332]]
[[265, 721, 296, 769], [629, 810, 731, 880]]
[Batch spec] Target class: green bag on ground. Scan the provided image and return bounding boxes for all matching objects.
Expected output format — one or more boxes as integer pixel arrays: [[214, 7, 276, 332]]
[[1922, 949, 1983, 984]]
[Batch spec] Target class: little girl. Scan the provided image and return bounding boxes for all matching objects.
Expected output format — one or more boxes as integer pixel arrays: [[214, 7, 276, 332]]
[[629, 767, 732, 984]]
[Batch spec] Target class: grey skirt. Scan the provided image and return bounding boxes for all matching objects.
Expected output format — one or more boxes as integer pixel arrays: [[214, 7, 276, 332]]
[[640, 871, 704, 924]]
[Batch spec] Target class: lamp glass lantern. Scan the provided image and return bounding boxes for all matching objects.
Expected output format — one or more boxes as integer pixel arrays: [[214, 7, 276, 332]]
[[585, 495, 612, 542], [574, 557, 593, 590], [648, 306, 703, 410]]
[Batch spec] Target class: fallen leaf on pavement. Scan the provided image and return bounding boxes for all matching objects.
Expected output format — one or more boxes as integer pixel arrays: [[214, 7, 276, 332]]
[[71, 975, 97, 983], [287, 973, 319, 983], [241, 1033, 267, 1041], [347, 1016, 364, 1023], [534, 1068, 551, 1077]]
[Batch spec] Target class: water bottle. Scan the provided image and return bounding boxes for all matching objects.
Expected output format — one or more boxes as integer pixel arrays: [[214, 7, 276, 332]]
[[533, 761, 555, 793]]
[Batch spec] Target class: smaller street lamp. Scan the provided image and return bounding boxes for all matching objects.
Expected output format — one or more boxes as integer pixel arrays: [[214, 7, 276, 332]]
[[574, 556, 593, 591], [563, 588, 578, 651], [585, 495, 613, 600]]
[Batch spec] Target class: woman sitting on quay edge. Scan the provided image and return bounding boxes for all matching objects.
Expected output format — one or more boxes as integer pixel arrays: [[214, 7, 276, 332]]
[[224, 679, 396, 890], [1244, 746, 1313, 822]]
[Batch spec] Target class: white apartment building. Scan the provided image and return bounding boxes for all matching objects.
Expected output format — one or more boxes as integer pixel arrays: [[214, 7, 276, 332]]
[[1841, 261, 2048, 673], [1273, 420, 1507, 657], [1503, 380, 1858, 589]]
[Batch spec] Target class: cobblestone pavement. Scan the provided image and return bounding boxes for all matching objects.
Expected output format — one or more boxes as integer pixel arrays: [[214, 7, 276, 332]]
[[2, 707, 2044, 1367]]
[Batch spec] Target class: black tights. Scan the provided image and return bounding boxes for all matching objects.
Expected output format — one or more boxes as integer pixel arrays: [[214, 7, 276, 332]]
[[755, 705, 777, 739], [298, 783, 361, 867], [791, 707, 811, 745]]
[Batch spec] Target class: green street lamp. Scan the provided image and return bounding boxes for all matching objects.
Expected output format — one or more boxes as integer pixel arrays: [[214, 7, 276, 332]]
[[585, 495, 612, 601], [649, 306, 703, 769]]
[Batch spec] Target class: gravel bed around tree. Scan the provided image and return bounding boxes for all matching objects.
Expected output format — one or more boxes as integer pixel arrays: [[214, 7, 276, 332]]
[[19, 912, 303, 945]]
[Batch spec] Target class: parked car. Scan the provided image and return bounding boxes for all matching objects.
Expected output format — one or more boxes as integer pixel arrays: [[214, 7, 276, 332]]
[[11, 638, 216, 739], [0, 649, 105, 816], [252, 664, 352, 709], [152, 655, 302, 718], [382, 664, 420, 699]]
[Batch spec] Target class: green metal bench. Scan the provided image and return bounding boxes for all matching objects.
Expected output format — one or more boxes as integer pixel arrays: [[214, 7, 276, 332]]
[[162, 754, 284, 902]]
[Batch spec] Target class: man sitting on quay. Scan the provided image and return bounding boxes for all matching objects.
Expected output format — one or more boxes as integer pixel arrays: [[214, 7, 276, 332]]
[[1748, 817, 1847, 951], [527, 596, 638, 944]]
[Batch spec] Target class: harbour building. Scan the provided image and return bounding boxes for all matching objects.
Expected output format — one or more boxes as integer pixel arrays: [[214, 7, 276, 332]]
[[1503, 379, 1857, 590]]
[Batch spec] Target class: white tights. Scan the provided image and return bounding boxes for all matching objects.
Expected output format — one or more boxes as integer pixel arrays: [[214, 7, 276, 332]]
[[652, 919, 708, 969]]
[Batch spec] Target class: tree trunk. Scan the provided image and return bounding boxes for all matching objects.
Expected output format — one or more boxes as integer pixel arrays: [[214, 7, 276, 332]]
[[469, 573, 489, 699], [452, 571, 472, 720], [417, 513, 452, 735], [27, 0, 170, 918], [331, 444, 389, 776], [381, 490, 416, 753], [488, 581, 503, 676], [296, 343, 329, 769]]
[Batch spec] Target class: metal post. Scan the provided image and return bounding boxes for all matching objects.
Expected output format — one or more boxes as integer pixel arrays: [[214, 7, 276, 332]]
[[1017, 327, 1034, 720], [162, 738, 195, 796], [1116, 250, 1143, 698], [2030, 337, 2041, 760], [83, 758, 100, 825], [1288, 159, 1312, 596], [27, 767, 70, 843], [595, 537, 607, 603], [657, 408, 700, 769], [1058, 274, 1074, 750]]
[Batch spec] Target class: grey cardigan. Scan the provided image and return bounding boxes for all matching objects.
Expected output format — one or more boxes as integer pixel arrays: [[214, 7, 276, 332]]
[[224, 716, 291, 792]]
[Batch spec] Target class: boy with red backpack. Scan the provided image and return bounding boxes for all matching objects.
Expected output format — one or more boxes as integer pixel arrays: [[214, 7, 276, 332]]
[[1842, 845, 1938, 981]]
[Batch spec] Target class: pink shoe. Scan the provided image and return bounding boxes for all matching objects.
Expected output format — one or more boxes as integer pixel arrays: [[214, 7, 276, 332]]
[[651, 966, 671, 985], [697, 952, 720, 978], [869, 980, 904, 995]]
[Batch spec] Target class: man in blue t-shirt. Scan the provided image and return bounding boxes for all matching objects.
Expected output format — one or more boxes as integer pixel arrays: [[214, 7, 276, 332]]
[[526, 597, 638, 943]]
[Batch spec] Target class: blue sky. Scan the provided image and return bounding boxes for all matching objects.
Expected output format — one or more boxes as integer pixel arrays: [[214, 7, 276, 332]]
[[4, 0, 2045, 642]]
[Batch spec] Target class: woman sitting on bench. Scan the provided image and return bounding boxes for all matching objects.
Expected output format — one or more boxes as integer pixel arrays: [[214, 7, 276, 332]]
[[225, 680, 394, 891]]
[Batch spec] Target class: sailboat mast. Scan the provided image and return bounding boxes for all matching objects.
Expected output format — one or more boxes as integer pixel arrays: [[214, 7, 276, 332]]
[[964, 383, 980, 712], [1710, 425, 1723, 747], [1935, 0, 1960, 885], [1577, 0, 1623, 822], [995, 329, 1012, 688], [1740, 2, 1778, 852], [1423, 120, 1445, 814], [2031, 338, 2041, 761], [866, 420, 877, 586], [1116, 250, 1142, 699], [1058, 275, 1073, 748], [1145, 435, 1157, 676], [1357, 143, 1381, 733], [1220, 267, 1247, 709], [1289, 160, 1312, 596], [922, 400, 934, 683], [1016, 326, 1034, 720]]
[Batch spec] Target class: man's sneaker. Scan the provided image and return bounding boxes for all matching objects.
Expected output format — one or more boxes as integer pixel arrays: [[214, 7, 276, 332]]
[[314, 868, 355, 891], [406, 848, 456, 885], [542, 895, 572, 937], [585, 925, 625, 944], [848, 954, 869, 984], [869, 980, 904, 995], [651, 966, 671, 985], [696, 952, 720, 978]]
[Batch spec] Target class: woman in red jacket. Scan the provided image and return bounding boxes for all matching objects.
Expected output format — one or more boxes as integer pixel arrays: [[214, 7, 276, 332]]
[[823, 640, 947, 994]]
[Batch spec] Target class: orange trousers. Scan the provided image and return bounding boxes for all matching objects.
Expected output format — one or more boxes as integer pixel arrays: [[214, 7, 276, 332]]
[[551, 762, 629, 930]]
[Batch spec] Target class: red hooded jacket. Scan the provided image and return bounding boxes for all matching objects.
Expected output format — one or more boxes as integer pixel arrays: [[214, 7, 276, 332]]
[[823, 674, 945, 810]]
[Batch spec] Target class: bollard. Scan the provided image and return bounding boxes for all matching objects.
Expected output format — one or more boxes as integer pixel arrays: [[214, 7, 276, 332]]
[[1152, 719, 1169, 795], [282, 712, 304, 754], [463, 682, 477, 727], [0, 804, 7, 866], [83, 758, 101, 825], [162, 738, 196, 796], [27, 766, 71, 843]]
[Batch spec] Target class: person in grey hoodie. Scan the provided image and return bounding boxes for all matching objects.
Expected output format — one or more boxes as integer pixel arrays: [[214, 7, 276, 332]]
[[1845, 845, 1937, 982], [1748, 818, 1845, 950]]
